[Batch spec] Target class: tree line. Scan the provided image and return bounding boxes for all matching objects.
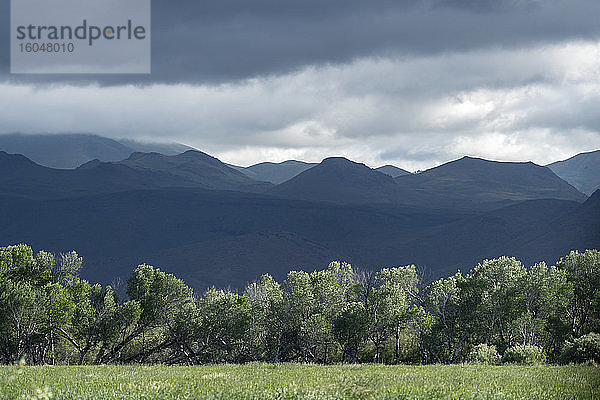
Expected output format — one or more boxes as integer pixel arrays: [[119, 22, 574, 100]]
[[0, 244, 598, 365]]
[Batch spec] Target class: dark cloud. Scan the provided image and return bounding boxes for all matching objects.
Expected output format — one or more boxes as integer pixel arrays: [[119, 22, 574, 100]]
[[2, 0, 600, 84]]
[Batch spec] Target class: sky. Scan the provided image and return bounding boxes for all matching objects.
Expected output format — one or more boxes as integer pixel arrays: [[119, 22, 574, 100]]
[[1, 0, 600, 170]]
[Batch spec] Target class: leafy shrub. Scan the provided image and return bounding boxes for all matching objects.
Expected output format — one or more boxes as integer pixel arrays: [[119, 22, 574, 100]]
[[467, 344, 500, 365], [502, 345, 546, 365], [560, 333, 600, 364]]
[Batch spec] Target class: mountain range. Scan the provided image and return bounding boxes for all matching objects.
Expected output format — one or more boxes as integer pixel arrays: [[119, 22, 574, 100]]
[[0, 134, 598, 291], [2, 133, 597, 193], [270, 156, 585, 211]]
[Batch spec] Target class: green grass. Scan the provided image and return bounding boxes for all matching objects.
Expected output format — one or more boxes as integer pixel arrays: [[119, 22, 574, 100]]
[[1, 364, 598, 400]]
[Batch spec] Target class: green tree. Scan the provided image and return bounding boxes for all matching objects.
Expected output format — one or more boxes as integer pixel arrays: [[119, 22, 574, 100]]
[[54, 251, 83, 285], [367, 267, 415, 363], [423, 272, 469, 363], [307, 263, 356, 363], [464, 257, 526, 351], [0, 245, 66, 364], [557, 250, 600, 337], [333, 301, 368, 362], [0, 279, 38, 363], [517, 262, 571, 359], [92, 264, 192, 363], [282, 270, 314, 361], [244, 274, 285, 362], [0, 244, 52, 287], [196, 288, 251, 363]]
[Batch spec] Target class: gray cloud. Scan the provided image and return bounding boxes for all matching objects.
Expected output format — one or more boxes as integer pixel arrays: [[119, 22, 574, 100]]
[[2, 0, 600, 84], [1, 40, 599, 170]]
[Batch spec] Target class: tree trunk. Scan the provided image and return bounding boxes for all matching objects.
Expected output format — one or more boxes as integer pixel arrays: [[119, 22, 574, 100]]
[[395, 325, 400, 363]]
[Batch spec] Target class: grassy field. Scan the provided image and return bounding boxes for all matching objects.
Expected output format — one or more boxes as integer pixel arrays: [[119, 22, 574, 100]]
[[1, 363, 598, 400]]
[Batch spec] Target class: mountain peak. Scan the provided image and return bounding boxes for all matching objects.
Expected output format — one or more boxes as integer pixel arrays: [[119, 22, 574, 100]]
[[455, 156, 535, 165], [319, 157, 374, 172], [116, 150, 272, 192], [321, 156, 356, 165], [426, 156, 544, 176], [270, 156, 398, 204]]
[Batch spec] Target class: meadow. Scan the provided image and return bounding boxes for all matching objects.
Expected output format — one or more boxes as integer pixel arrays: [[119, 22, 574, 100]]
[[1, 364, 598, 400]]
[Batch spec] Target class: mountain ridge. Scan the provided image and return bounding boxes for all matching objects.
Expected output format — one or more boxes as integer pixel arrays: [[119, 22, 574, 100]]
[[270, 155, 586, 210], [0, 150, 271, 199], [548, 149, 600, 195]]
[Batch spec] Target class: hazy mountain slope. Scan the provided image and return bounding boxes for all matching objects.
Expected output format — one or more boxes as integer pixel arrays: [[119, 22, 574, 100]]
[[376, 165, 410, 177], [117, 138, 195, 156], [517, 189, 600, 261], [0, 133, 195, 168], [125, 232, 346, 290], [0, 188, 463, 289], [233, 160, 318, 184], [117, 151, 273, 192], [0, 186, 593, 291], [395, 198, 585, 277], [0, 134, 133, 168], [547, 150, 600, 195]]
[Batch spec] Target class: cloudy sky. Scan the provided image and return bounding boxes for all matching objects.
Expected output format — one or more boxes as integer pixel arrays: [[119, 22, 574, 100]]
[[1, 0, 600, 170]]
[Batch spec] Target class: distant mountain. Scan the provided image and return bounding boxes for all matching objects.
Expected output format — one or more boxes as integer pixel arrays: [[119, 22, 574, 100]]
[[395, 156, 587, 208], [0, 134, 132, 168], [376, 165, 410, 178], [233, 160, 317, 184], [0, 133, 195, 168], [0, 151, 190, 199], [547, 150, 600, 196], [270, 157, 403, 204], [270, 156, 586, 210], [0, 150, 271, 199], [116, 150, 272, 192]]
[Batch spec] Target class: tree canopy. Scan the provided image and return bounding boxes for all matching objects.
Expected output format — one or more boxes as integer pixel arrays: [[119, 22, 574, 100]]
[[0, 244, 598, 365]]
